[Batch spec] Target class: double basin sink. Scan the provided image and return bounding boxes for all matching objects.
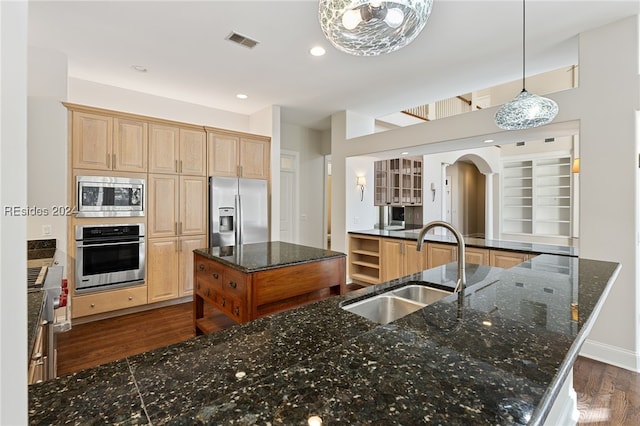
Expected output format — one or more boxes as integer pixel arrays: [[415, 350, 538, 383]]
[[341, 284, 453, 325]]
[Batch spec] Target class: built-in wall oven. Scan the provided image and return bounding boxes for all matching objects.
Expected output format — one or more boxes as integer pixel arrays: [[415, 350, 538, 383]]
[[75, 224, 145, 293]]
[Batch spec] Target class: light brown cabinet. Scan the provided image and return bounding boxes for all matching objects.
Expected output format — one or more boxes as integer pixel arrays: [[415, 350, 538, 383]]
[[72, 111, 148, 172], [148, 175, 207, 238], [374, 157, 423, 206], [380, 238, 425, 281], [427, 242, 457, 268], [72, 285, 148, 318], [147, 234, 206, 302], [207, 130, 270, 179], [489, 250, 530, 269], [465, 247, 490, 265], [149, 124, 206, 176], [348, 234, 381, 285]]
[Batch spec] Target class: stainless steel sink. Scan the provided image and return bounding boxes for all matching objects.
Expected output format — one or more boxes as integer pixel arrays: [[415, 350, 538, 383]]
[[391, 285, 451, 305], [341, 284, 453, 324], [341, 295, 425, 325]]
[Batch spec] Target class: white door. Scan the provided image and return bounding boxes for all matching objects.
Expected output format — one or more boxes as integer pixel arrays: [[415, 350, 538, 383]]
[[280, 150, 299, 243]]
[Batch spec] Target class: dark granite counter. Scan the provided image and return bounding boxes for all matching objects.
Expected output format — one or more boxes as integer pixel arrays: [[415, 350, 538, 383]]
[[28, 254, 619, 425], [194, 241, 346, 273], [350, 228, 578, 257]]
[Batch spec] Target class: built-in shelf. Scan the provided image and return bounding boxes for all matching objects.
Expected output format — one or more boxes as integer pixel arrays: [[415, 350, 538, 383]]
[[349, 235, 381, 285]]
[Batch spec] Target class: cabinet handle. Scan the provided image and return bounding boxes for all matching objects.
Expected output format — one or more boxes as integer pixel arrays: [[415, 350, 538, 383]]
[[234, 307, 240, 316], [178, 222, 182, 235], [175, 159, 179, 173], [90, 303, 95, 308], [221, 298, 226, 307], [175, 222, 178, 235], [107, 153, 111, 169], [228, 281, 237, 289], [198, 264, 205, 271], [206, 288, 210, 297], [179, 160, 183, 173], [212, 273, 219, 279], [112, 154, 116, 169], [128, 296, 133, 301]]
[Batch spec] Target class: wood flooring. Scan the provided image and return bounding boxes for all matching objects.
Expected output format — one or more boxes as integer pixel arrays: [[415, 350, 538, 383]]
[[57, 299, 640, 425]]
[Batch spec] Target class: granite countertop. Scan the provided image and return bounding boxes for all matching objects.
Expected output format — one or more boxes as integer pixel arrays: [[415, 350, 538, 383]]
[[28, 253, 619, 425], [350, 228, 579, 257], [194, 241, 346, 273]]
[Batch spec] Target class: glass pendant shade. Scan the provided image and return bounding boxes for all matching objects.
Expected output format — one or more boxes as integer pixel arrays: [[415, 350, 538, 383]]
[[318, 0, 433, 56], [494, 89, 559, 130]]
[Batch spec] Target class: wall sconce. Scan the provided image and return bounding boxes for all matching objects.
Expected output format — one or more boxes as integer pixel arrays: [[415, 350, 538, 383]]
[[572, 158, 580, 173], [430, 182, 436, 202], [356, 176, 366, 201]]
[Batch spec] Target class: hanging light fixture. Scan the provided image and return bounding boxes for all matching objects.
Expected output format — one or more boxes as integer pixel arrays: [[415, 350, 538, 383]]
[[494, 0, 558, 130], [318, 0, 433, 56]]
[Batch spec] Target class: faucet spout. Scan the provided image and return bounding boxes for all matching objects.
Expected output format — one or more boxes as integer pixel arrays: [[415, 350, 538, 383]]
[[416, 221, 466, 317]]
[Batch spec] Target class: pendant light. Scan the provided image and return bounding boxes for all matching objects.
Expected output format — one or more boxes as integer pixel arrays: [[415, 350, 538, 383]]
[[494, 0, 558, 130], [318, 0, 433, 56]]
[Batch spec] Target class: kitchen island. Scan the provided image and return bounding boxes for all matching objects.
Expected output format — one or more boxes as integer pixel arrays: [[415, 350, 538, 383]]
[[193, 242, 347, 331], [28, 254, 619, 425]]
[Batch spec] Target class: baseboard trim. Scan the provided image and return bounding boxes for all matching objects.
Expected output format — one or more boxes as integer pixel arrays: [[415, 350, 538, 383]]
[[579, 338, 640, 373]]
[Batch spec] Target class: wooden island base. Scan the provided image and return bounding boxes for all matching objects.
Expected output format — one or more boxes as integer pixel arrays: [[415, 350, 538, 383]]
[[194, 247, 346, 334]]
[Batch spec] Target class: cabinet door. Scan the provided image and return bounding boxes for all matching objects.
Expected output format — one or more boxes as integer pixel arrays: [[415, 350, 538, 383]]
[[381, 238, 403, 281], [179, 176, 207, 235], [179, 235, 206, 297], [427, 243, 457, 268], [147, 238, 179, 302], [374, 160, 389, 206], [239, 137, 270, 179], [465, 247, 489, 265], [149, 123, 180, 174], [490, 250, 529, 268], [179, 128, 206, 176], [208, 132, 239, 177], [403, 241, 425, 276], [113, 117, 147, 172], [72, 111, 112, 170], [148, 174, 179, 238]]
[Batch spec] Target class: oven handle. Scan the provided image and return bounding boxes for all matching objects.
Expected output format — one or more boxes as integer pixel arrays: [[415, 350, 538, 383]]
[[76, 240, 144, 248]]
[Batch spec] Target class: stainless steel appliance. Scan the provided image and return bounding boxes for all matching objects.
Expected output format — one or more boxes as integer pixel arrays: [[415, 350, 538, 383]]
[[209, 177, 268, 247], [75, 224, 145, 293], [28, 265, 72, 383], [76, 176, 144, 217]]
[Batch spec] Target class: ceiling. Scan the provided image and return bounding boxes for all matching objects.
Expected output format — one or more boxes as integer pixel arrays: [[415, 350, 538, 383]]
[[28, 1, 639, 131]]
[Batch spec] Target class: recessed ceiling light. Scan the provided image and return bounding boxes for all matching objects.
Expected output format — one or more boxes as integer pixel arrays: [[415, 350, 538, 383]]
[[483, 139, 494, 144], [131, 65, 148, 72], [401, 152, 409, 155], [236, 94, 248, 100], [309, 46, 326, 57]]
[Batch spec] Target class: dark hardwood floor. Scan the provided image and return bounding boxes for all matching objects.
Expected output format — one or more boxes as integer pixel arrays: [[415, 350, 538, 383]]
[[57, 299, 640, 424]]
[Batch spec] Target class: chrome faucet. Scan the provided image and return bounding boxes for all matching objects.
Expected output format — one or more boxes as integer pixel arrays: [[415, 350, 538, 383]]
[[416, 221, 466, 317]]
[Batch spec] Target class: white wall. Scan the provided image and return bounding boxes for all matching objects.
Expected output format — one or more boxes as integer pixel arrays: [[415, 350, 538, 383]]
[[345, 156, 377, 232], [0, 1, 28, 423], [331, 16, 640, 371], [27, 47, 68, 271]]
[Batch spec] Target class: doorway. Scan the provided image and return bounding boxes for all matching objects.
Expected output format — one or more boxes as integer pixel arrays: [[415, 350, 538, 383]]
[[280, 150, 299, 243], [447, 160, 486, 237]]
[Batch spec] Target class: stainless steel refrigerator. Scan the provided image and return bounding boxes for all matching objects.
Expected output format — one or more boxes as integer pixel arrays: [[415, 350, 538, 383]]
[[209, 177, 268, 247]]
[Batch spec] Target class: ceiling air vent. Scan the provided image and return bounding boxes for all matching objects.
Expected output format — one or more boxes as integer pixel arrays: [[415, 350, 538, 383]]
[[544, 137, 555, 143], [516, 141, 525, 147], [226, 32, 259, 49]]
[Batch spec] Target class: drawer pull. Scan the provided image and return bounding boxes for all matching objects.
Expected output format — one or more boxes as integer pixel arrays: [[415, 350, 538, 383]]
[[234, 307, 240, 316], [198, 264, 205, 271], [196, 282, 201, 290], [128, 296, 133, 301], [90, 303, 95, 308], [221, 298, 226, 307], [229, 281, 237, 289], [206, 288, 210, 297], [212, 273, 219, 279]]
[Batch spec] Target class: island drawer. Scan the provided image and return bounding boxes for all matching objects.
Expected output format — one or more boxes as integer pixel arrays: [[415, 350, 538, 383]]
[[215, 293, 245, 321], [221, 268, 247, 297], [195, 263, 224, 289]]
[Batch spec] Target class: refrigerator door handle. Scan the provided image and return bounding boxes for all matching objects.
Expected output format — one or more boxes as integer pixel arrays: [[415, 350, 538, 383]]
[[235, 194, 242, 245]]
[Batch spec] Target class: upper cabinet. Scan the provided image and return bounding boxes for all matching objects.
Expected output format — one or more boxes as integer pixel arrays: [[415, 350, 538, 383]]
[[207, 129, 270, 179], [149, 124, 206, 176], [72, 111, 148, 172], [374, 157, 423, 206]]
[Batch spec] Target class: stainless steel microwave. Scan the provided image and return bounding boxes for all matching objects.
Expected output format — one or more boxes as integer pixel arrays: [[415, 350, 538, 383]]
[[76, 176, 144, 217]]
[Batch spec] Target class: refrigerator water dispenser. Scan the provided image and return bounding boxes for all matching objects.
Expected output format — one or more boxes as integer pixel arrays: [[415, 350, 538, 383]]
[[219, 207, 235, 232]]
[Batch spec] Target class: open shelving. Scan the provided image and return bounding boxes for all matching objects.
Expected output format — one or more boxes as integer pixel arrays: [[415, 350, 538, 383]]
[[348, 235, 381, 285]]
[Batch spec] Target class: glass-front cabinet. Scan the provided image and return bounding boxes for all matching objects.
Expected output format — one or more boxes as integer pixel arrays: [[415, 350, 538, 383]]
[[374, 157, 423, 206]]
